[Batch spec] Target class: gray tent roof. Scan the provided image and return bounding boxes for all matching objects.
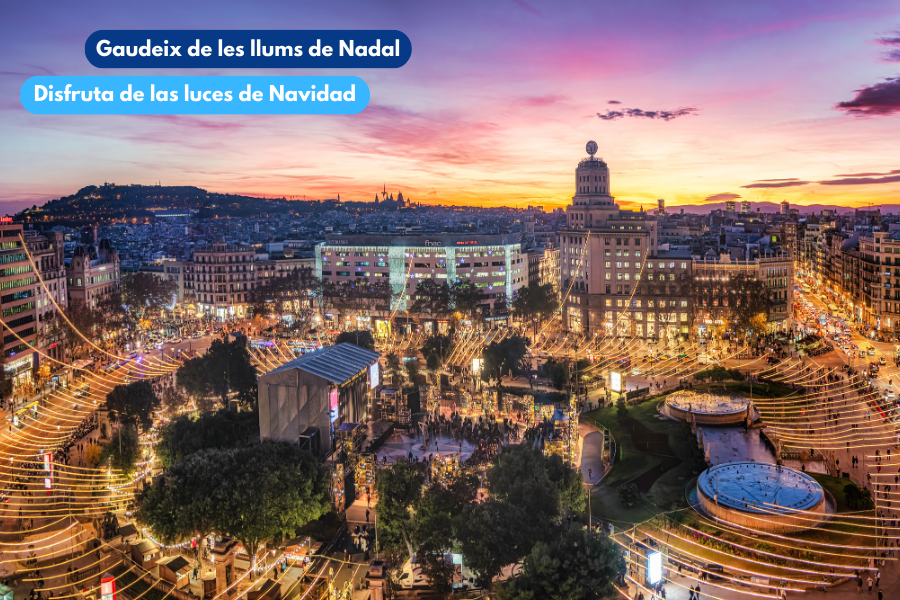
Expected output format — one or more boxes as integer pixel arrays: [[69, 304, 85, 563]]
[[268, 343, 380, 385]]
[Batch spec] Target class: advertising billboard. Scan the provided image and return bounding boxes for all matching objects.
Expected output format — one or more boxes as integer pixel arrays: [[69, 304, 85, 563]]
[[648, 551, 662, 585], [610, 371, 623, 393], [369, 363, 380, 389], [329, 388, 339, 423]]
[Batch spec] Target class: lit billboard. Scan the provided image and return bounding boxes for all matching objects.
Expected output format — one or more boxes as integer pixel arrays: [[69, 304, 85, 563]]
[[610, 371, 623, 393], [369, 363, 380, 389]]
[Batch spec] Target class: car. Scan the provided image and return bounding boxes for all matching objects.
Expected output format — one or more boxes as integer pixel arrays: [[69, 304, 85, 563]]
[[880, 356, 887, 365], [765, 356, 781, 365], [193, 333, 202, 339], [859, 350, 867, 358], [868, 346, 876, 356]]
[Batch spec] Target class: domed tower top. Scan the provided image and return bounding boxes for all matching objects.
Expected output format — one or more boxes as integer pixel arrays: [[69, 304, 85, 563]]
[[574, 141, 613, 206]]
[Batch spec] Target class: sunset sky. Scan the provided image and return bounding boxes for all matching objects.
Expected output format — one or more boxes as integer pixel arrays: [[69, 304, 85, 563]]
[[1, 0, 899, 213]]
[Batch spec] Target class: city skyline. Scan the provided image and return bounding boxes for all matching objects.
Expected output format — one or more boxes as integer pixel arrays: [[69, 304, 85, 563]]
[[2, 0, 900, 213]]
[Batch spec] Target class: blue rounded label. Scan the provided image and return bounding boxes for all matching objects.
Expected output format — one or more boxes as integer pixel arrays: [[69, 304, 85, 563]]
[[85, 30, 411, 68]]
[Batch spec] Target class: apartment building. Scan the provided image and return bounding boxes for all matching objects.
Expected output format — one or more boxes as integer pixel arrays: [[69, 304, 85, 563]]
[[1, 222, 70, 392], [192, 243, 257, 320], [315, 233, 525, 328], [27, 231, 67, 364], [559, 143, 697, 338], [66, 238, 120, 310], [691, 252, 794, 333]]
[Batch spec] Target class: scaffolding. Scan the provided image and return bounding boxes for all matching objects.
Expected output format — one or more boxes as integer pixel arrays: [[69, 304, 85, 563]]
[[355, 454, 375, 500], [430, 453, 460, 487], [544, 396, 579, 467], [332, 463, 345, 512]]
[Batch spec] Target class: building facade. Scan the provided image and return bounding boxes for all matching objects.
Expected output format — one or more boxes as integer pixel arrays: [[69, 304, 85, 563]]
[[1, 223, 70, 393], [559, 142, 697, 339], [191, 243, 257, 320], [315, 233, 525, 328], [691, 253, 794, 333], [66, 238, 120, 310]]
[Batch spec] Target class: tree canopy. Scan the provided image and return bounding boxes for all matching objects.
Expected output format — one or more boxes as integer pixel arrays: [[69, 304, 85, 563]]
[[249, 267, 320, 334], [105, 380, 160, 432], [334, 330, 376, 351], [157, 409, 259, 468], [409, 279, 451, 317], [176, 338, 257, 409], [136, 442, 329, 549], [512, 284, 558, 335], [122, 272, 178, 320], [497, 526, 623, 600], [374, 460, 424, 558]]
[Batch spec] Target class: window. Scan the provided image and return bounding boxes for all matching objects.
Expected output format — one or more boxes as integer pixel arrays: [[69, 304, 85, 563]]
[[605, 273, 611, 280], [617, 299, 623, 307], [680, 262, 687, 269], [605, 261, 611, 268], [604, 249, 610, 257], [680, 300, 687, 307], [616, 284, 622, 294], [605, 299, 611, 306]]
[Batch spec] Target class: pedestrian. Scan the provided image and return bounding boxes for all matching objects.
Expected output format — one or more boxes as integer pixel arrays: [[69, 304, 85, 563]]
[[878, 589, 883, 600], [365, 508, 370, 523], [867, 575, 873, 593], [875, 570, 879, 586], [695, 584, 701, 600]]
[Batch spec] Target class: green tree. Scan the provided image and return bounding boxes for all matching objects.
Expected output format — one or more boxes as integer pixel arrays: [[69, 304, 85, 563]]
[[497, 526, 623, 600], [175, 338, 258, 409], [454, 499, 527, 588], [450, 279, 484, 322], [157, 409, 259, 468], [335, 330, 376, 351], [249, 267, 321, 335], [105, 380, 160, 432], [618, 482, 641, 508], [481, 335, 529, 407], [136, 443, 329, 551], [690, 273, 771, 339], [512, 284, 558, 336], [487, 444, 584, 539], [385, 352, 403, 386], [409, 279, 450, 318], [405, 358, 422, 386], [100, 423, 141, 477], [421, 334, 452, 382], [374, 461, 424, 557], [545, 358, 569, 390], [121, 272, 178, 321]]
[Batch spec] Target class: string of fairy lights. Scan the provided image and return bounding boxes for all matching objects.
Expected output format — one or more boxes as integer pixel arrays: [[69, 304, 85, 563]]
[[9, 221, 900, 600]]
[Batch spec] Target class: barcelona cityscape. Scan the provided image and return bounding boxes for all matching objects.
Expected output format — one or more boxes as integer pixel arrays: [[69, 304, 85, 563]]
[[3, 1, 900, 600]]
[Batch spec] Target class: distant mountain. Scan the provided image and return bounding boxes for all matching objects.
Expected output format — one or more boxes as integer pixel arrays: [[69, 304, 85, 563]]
[[662, 201, 900, 215], [19, 183, 297, 225]]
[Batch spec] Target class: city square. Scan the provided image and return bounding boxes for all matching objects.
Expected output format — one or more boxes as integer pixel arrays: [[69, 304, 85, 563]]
[[2, 3, 900, 600]]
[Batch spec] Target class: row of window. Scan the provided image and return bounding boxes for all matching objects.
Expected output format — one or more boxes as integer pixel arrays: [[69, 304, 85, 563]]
[[0, 276, 34, 291]]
